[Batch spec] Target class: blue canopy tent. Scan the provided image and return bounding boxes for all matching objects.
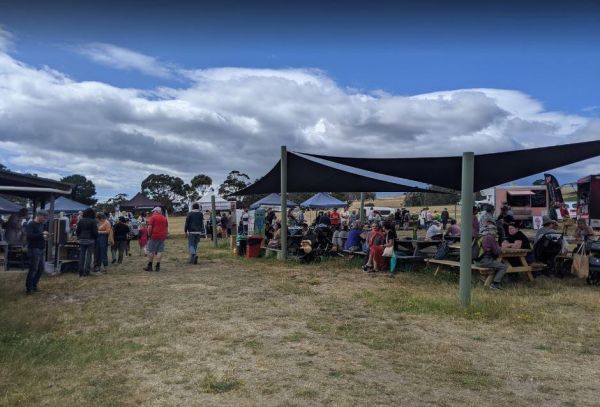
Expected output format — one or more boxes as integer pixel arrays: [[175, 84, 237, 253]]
[[250, 193, 297, 210], [0, 196, 23, 214], [300, 192, 346, 209], [44, 196, 89, 213]]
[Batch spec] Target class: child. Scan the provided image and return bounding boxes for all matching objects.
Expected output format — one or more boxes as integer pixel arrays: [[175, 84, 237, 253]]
[[138, 223, 148, 256]]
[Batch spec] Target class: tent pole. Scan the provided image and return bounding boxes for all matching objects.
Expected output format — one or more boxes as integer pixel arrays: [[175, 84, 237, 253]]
[[47, 194, 56, 266], [279, 146, 288, 261], [359, 192, 365, 223], [211, 195, 218, 248], [459, 152, 474, 307]]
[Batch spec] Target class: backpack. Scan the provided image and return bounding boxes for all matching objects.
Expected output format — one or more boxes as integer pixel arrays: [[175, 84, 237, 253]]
[[471, 238, 484, 261], [434, 241, 450, 260]]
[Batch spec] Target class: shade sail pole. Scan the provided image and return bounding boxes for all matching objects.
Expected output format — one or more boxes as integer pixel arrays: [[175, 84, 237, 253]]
[[211, 195, 218, 248], [360, 192, 365, 223], [48, 194, 55, 265], [459, 152, 474, 307], [279, 146, 288, 261]]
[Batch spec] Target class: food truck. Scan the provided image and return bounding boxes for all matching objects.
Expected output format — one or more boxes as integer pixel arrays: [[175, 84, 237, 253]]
[[479, 185, 549, 228], [577, 174, 600, 229]]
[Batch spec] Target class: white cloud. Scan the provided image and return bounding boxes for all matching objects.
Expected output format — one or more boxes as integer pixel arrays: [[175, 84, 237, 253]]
[[1, 41, 599, 199], [77, 42, 174, 78], [0, 25, 13, 51]]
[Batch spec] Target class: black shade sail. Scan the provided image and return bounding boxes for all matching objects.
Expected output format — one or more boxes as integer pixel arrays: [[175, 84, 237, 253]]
[[232, 152, 432, 196], [304, 140, 600, 191]]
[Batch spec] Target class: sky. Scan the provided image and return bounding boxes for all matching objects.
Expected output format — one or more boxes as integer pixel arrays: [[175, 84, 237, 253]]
[[0, 0, 599, 201]]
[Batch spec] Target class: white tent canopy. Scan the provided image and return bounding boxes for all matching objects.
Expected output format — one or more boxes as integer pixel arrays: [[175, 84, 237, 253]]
[[197, 192, 234, 211]]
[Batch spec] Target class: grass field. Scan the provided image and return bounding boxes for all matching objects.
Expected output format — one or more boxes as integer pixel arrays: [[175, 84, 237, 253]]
[[1, 217, 599, 406]]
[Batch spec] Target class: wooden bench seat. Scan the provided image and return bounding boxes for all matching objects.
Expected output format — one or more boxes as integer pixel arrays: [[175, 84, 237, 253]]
[[342, 250, 367, 257]]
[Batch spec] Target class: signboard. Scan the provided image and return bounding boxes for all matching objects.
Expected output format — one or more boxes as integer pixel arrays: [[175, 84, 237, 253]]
[[533, 216, 543, 230], [254, 208, 266, 237], [248, 210, 255, 235]]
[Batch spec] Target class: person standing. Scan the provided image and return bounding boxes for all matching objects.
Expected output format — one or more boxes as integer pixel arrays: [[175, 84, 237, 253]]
[[76, 208, 98, 277], [94, 213, 111, 273], [220, 212, 229, 240], [144, 207, 169, 272], [330, 208, 341, 228], [185, 203, 204, 264], [24, 210, 49, 294], [112, 217, 130, 264], [441, 208, 450, 230]]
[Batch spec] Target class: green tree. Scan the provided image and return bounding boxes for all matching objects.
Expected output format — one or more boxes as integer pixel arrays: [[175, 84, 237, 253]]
[[141, 174, 187, 211], [218, 171, 250, 198], [533, 179, 545, 186], [97, 193, 128, 213], [0, 163, 8, 172], [60, 174, 97, 205], [191, 174, 213, 195]]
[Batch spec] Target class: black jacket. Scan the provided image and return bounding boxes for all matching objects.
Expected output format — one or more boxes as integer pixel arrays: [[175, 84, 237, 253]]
[[76, 218, 98, 241], [185, 211, 204, 233], [113, 223, 130, 242]]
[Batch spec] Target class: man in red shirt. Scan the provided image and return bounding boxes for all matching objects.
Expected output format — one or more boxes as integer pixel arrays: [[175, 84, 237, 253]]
[[144, 207, 169, 272], [330, 208, 341, 228]]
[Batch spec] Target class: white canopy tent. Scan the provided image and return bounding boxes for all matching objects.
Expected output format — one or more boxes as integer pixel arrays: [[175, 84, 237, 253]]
[[197, 192, 235, 211]]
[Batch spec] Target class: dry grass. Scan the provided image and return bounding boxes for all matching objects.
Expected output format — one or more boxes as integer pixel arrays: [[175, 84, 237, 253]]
[[1, 224, 599, 406]]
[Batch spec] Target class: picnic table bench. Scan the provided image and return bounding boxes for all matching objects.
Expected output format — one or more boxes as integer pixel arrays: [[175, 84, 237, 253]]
[[427, 247, 545, 286]]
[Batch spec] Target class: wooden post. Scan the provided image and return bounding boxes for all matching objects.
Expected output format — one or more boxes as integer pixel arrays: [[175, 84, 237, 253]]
[[279, 146, 288, 261], [459, 152, 475, 307], [211, 195, 218, 248]]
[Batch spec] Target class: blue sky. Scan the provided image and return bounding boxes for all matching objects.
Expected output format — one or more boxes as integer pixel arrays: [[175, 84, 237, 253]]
[[0, 1, 599, 200]]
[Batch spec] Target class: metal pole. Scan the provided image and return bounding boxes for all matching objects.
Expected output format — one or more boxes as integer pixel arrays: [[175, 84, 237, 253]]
[[459, 152, 475, 307], [359, 192, 365, 223], [211, 195, 218, 248], [47, 194, 55, 264], [279, 146, 288, 260]]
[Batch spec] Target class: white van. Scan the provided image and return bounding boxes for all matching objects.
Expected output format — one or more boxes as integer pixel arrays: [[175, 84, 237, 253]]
[[364, 206, 396, 220]]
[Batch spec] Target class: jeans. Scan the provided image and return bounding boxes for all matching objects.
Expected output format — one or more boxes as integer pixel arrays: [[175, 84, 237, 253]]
[[26, 248, 45, 292], [188, 234, 201, 256], [79, 240, 95, 276], [115, 241, 127, 263], [477, 256, 508, 284], [94, 234, 109, 269]]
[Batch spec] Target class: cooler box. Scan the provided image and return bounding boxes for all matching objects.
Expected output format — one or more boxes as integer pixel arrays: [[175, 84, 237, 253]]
[[236, 235, 247, 257], [246, 236, 263, 258]]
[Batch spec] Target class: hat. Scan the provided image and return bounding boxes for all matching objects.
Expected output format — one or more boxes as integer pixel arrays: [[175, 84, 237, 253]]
[[36, 209, 49, 216], [542, 216, 558, 226], [152, 207, 162, 213]]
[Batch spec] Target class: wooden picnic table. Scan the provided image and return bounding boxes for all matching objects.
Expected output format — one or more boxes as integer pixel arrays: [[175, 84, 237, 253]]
[[397, 238, 442, 257], [444, 244, 540, 285]]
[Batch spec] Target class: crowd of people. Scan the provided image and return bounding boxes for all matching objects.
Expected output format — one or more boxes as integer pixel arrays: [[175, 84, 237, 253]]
[[3, 198, 597, 295]]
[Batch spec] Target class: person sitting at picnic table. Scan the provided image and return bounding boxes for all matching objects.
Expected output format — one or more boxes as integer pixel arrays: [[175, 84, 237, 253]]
[[267, 222, 281, 248], [344, 222, 363, 252], [534, 216, 559, 243], [574, 219, 595, 242], [362, 221, 386, 272], [446, 219, 461, 237], [472, 206, 480, 237], [425, 220, 443, 240], [479, 205, 495, 233], [476, 224, 507, 290], [338, 224, 349, 248], [501, 223, 533, 265], [314, 211, 327, 225], [266, 208, 276, 226]]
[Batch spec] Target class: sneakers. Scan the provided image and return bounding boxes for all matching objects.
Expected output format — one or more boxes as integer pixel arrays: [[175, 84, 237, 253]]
[[362, 264, 373, 273], [490, 283, 502, 290], [143, 263, 153, 272]]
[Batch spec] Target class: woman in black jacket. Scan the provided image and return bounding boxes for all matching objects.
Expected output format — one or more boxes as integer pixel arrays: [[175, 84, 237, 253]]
[[76, 208, 98, 276], [112, 217, 131, 264]]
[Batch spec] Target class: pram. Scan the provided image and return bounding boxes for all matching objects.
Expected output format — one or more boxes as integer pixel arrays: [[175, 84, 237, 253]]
[[297, 225, 339, 263], [532, 232, 568, 277], [585, 239, 600, 286]]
